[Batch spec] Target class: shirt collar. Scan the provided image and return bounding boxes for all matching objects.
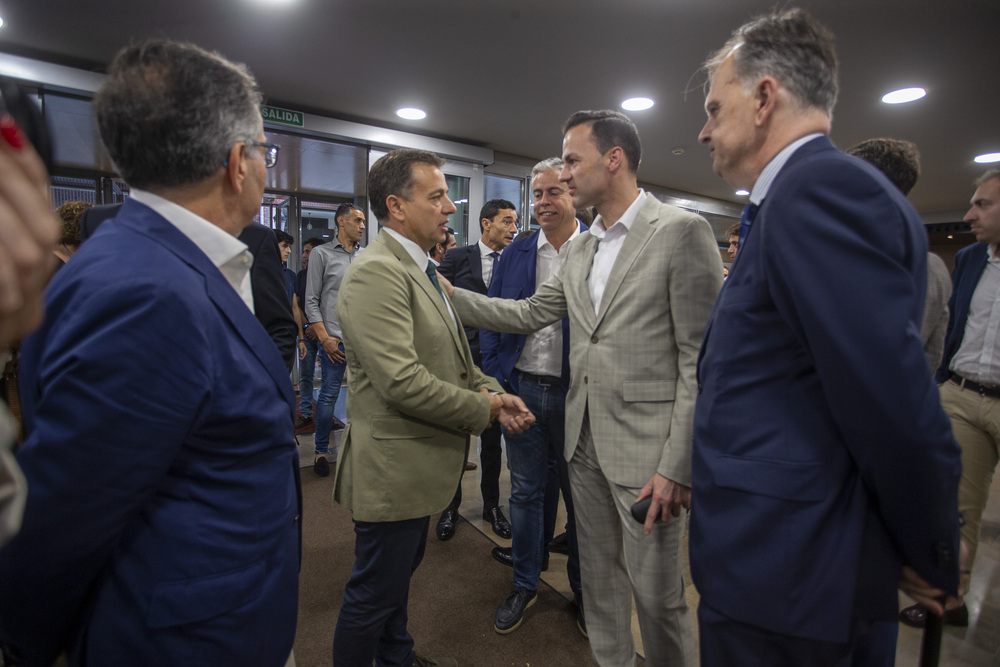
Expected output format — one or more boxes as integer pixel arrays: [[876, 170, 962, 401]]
[[749, 133, 825, 205], [988, 244, 1000, 263], [537, 220, 583, 251], [383, 226, 435, 270], [478, 239, 500, 257], [130, 188, 249, 270], [590, 189, 646, 240]]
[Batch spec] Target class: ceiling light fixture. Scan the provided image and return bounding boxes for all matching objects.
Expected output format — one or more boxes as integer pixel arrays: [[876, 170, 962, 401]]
[[881, 87, 926, 104], [621, 97, 654, 111], [396, 107, 426, 120], [0, 16, 5, 28], [974, 152, 1000, 164], [735, 190, 750, 196]]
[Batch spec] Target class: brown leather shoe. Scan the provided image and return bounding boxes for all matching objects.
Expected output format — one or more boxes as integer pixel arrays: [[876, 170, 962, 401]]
[[899, 602, 969, 628], [465, 460, 478, 470]]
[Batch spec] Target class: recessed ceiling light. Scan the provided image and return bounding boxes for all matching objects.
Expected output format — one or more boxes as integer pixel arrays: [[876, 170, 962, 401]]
[[621, 97, 654, 111], [735, 190, 750, 196], [396, 107, 426, 120], [881, 87, 926, 104], [0, 16, 5, 28], [974, 152, 1000, 164]]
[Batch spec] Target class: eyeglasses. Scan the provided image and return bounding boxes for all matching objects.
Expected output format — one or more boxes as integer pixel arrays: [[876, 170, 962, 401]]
[[222, 141, 280, 169], [251, 141, 279, 168]]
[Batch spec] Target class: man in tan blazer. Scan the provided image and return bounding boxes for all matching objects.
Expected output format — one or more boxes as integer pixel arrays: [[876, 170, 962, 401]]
[[331, 148, 533, 667], [444, 111, 722, 667]]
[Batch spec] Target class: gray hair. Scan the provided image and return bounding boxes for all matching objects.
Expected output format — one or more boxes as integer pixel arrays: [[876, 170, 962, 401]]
[[975, 169, 1000, 188], [94, 40, 263, 190], [705, 8, 838, 117], [531, 157, 563, 181]]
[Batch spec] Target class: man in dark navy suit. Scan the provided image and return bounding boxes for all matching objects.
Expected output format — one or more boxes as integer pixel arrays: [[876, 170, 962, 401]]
[[0, 40, 300, 666], [693, 9, 963, 666], [436, 199, 518, 540]]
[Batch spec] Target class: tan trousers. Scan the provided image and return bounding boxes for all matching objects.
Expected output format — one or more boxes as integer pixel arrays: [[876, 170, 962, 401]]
[[940, 380, 1000, 569], [568, 415, 694, 667]]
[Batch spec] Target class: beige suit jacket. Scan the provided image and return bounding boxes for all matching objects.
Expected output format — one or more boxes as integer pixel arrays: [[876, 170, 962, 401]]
[[452, 195, 722, 488], [922, 252, 951, 372], [334, 231, 501, 522]]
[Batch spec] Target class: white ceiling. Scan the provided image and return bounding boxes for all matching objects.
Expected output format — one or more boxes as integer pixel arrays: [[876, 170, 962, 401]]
[[1, 0, 997, 220]]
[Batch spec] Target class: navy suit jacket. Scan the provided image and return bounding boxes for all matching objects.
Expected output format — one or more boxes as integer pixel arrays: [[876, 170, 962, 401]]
[[438, 243, 490, 364], [692, 136, 961, 643], [936, 242, 989, 382], [0, 200, 300, 665], [480, 224, 587, 392]]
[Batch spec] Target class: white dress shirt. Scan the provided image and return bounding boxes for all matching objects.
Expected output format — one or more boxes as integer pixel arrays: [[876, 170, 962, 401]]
[[515, 223, 582, 377], [951, 244, 1000, 384], [130, 189, 255, 313], [588, 190, 647, 314]]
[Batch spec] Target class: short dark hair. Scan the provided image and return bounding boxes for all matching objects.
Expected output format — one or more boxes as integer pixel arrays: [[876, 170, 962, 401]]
[[975, 168, 1000, 189], [304, 237, 326, 249], [368, 149, 446, 222], [705, 8, 838, 117], [94, 40, 262, 190], [56, 200, 93, 246], [479, 199, 517, 231], [335, 202, 358, 222], [275, 230, 294, 245], [726, 223, 741, 238], [847, 138, 920, 195], [562, 110, 642, 174]]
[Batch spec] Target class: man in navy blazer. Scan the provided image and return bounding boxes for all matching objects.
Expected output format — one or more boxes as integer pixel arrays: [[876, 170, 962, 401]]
[[693, 10, 962, 665], [898, 169, 1000, 628], [0, 41, 300, 666], [480, 158, 587, 634], [436, 199, 518, 540]]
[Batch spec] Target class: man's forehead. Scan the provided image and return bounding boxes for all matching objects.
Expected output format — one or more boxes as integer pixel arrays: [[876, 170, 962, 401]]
[[532, 170, 563, 189]]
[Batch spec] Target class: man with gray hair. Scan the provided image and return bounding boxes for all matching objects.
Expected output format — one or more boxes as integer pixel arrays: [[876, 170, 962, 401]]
[[693, 9, 963, 664], [479, 157, 588, 635], [0, 41, 300, 665]]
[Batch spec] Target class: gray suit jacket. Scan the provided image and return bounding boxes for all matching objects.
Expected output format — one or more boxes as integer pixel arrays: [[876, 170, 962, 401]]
[[452, 195, 722, 487], [922, 252, 951, 372]]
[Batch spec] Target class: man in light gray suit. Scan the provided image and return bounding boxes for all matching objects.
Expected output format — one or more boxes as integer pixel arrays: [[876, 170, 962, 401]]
[[442, 110, 723, 667]]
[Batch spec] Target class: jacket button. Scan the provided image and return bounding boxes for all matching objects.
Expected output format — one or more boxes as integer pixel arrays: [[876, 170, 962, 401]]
[[698, 382, 703, 394], [460, 372, 468, 380], [591, 335, 599, 344], [584, 376, 589, 384]]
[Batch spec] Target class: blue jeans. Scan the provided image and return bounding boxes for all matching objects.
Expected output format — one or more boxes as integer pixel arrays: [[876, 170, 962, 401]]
[[297, 335, 319, 420], [332, 516, 429, 667], [505, 373, 581, 596], [315, 341, 346, 455]]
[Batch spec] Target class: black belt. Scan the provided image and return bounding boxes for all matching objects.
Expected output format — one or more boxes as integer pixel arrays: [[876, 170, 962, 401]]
[[950, 372, 1000, 399], [516, 370, 562, 388]]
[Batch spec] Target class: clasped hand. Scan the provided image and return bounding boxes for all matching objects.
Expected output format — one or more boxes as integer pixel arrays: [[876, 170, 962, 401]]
[[484, 389, 534, 434]]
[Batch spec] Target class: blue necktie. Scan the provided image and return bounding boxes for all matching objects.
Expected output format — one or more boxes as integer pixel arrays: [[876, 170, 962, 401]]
[[425, 261, 446, 302], [488, 251, 500, 287], [738, 202, 760, 250]]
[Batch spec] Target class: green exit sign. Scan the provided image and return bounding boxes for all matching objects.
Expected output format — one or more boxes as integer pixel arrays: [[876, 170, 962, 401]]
[[261, 105, 304, 127]]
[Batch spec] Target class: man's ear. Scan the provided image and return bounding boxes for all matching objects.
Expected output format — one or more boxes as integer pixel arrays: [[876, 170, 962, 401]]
[[386, 194, 404, 221], [223, 141, 247, 191], [754, 77, 779, 126], [605, 146, 625, 175]]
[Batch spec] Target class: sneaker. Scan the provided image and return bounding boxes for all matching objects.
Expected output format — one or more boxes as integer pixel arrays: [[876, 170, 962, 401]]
[[494, 587, 537, 634], [313, 455, 330, 477]]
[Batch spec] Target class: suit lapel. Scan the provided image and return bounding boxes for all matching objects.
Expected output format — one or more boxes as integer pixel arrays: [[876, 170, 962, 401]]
[[469, 244, 488, 292], [380, 233, 469, 357], [118, 201, 293, 403], [594, 198, 658, 326], [569, 233, 600, 331]]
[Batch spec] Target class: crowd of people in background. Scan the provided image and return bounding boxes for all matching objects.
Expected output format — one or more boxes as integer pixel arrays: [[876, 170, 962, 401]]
[[0, 6, 993, 667]]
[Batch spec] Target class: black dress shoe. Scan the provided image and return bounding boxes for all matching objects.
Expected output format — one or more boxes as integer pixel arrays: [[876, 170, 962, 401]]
[[313, 455, 330, 477], [332, 416, 346, 431], [484, 506, 512, 539], [494, 587, 537, 634], [899, 602, 969, 628], [547, 532, 569, 555], [436, 508, 458, 541], [490, 546, 548, 571]]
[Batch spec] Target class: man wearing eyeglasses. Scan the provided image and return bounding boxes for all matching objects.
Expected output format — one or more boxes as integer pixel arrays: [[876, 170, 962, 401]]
[[0, 41, 300, 666], [436, 199, 519, 541], [305, 202, 366, 477]]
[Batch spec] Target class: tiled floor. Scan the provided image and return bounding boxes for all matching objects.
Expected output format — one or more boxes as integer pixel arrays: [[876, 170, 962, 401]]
[[298, 427, 1000, 666]]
